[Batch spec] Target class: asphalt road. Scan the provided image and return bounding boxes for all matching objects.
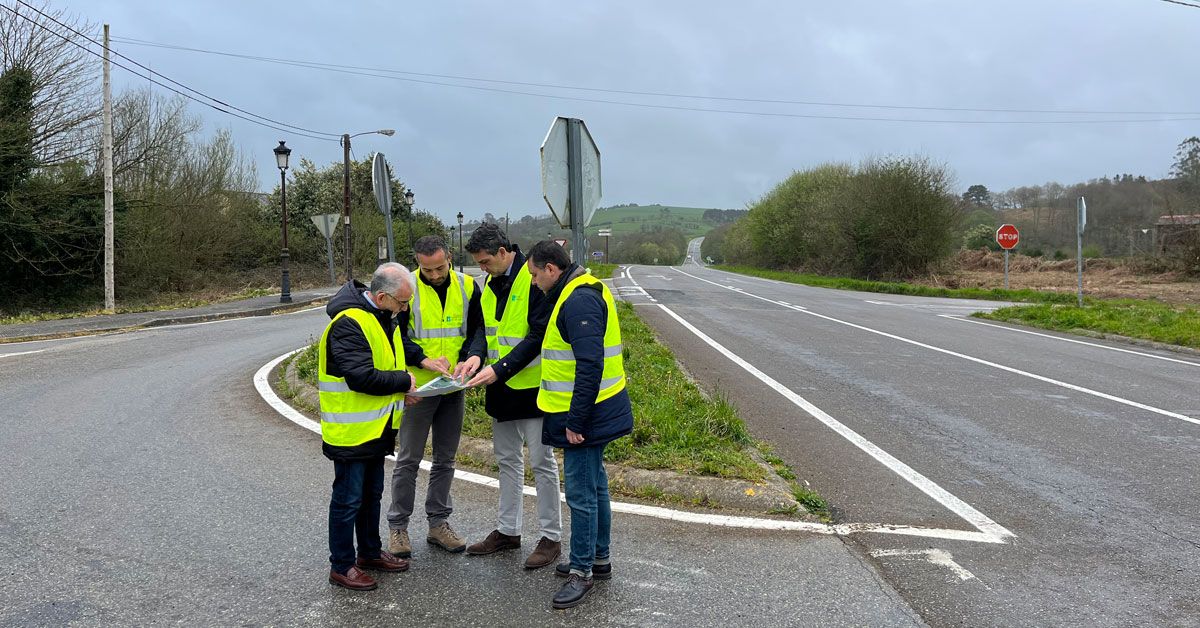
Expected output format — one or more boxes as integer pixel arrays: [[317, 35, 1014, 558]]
[[0, 304, 923, 626], [616, 239, 1200, 626]]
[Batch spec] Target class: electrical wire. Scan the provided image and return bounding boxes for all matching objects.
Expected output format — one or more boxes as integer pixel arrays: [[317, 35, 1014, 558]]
[[108, 34, 1200, 119], [5, 1, 339, 141]]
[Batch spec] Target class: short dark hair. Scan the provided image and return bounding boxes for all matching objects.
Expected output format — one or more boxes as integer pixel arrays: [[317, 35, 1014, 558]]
[[413, 235, 448, 258], [465, 222, 510, 255], [527, 240, 571, 270]]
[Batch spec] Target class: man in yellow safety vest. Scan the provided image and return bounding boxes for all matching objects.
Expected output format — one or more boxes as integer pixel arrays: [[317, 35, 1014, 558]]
[[525, 240, 633, 610], [318, 262, 419, 591]]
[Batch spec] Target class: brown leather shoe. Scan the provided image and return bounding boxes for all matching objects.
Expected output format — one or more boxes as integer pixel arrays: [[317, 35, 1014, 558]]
[[524, 537, 561, 569], [466, 529, 521, 555], [329, 566, 377, 591], [357, 550, 410, 572]]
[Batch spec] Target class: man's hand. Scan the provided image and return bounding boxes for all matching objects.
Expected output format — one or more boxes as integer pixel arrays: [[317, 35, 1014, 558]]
[[420, 356, 452, 377], [465, 365, 498, 388], [403, 394, 422, 406], [566, 428, 585, 445], [453, 355, 482, 382]]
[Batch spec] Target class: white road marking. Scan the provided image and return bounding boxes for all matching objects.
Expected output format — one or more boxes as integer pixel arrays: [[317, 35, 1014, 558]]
[[253, 350, 1006, 543], [940, 315, 1200, 368], [649, 301, 1014, 543], [870, 548, 977, 581], [672, 266, 1199, 427], [866, 300, 996, 310], [0, 349, 45, 359]]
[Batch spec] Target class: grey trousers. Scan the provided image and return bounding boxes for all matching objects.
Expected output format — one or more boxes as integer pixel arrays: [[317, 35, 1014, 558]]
[[492, 417, 562, 541], [386, 390, 463, 531]]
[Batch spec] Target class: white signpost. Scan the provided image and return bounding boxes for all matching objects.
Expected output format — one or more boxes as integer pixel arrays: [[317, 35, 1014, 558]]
[[541, 117, 601, 262], [372, 153, 395, 262], [310, 213, 340, 284], [1077, 197, 1087, 307]]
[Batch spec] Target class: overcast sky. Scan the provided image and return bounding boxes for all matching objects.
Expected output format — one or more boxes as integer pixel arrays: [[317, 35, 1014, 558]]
[[50, 0, 1200, 225]]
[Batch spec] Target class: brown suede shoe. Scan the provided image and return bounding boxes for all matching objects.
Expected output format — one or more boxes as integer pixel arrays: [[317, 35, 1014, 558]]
[[357, 550, 410, 573], [466, 529, 521, 555], [524, 537, 561, 569], [329, 566, 377, 591]]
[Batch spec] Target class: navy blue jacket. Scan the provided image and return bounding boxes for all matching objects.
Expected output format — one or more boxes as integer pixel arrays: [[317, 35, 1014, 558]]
[[321, 280, 413, 461], [540, 265, 634, 450]]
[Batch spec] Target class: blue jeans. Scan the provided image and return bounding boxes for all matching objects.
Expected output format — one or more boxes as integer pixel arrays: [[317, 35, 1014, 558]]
[[329, 458, 385, 574], [563, 444, 611, 575]]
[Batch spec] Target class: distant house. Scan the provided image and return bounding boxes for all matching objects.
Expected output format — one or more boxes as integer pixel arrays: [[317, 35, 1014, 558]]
[[1154, 214, 1200, 254]]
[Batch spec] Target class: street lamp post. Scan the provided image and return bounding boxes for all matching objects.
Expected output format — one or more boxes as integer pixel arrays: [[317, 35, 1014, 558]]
[[274, 141, 292, 303], [341, 129, 395, 281], [404, 188, 415, 261], [456, 211, 464, 272]]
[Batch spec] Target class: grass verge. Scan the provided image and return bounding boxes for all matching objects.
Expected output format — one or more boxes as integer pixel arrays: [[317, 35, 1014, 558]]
[[0, 287, 276, 325], [976, 300, 1200, 349], [586, 262, 617, 279], [293, 300, 766, 481], [715, 264, 1079, 304]]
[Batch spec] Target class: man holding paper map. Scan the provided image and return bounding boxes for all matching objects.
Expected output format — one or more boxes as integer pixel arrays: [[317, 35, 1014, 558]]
[[386, 236, 486, 558]]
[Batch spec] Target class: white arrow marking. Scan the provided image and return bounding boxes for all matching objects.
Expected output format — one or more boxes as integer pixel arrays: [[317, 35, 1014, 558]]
[[870, 548, 977, 581]]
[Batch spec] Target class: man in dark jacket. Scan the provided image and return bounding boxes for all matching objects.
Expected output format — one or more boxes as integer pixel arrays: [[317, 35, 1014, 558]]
[[319, 263, 417, 591], [526, 241, 634, 609], [462, 224, 563, 569]]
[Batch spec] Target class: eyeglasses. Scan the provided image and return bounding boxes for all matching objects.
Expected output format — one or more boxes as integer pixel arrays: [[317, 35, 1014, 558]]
[[380, 291, 409, 310]]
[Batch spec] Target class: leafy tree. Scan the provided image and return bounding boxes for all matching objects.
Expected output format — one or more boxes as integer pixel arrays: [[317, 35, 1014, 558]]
[[1170, 136, 1200, 204], [962, 184, 992, 207], [0, 65, 36, 194]]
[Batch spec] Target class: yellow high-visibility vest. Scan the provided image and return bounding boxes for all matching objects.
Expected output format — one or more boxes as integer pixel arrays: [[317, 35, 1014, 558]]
[[318, 308, 406, 447], [537, 273, 626, 413], [407, 270, 476, 387], [481, 263, 541, 389]]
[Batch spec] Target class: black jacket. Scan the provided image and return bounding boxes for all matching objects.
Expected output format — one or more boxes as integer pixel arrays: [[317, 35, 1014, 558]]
[[482, 247, 552, 422], [321, 280, 413, 461], [540, 265, 634, 449]]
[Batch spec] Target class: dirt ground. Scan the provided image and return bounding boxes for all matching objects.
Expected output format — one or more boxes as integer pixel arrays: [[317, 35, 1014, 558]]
[[918, 250, 1200, 305]]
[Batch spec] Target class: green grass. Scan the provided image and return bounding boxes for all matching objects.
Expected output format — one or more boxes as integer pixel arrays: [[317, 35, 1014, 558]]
[[297, 300, 765, 481], [977, 300, 1200, 349], [585, 262, 616, 279], [716, 264, 1080, 304], [0, 287, 277, 325], [590, 204, 726, 239]]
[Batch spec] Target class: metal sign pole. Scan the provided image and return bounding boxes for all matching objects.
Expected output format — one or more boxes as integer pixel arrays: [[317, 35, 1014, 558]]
[[567, 119, 586, 264], [1004, 250, 1009, 290], [1077, 197, 1086, 307], [325, 235, 336, 285]]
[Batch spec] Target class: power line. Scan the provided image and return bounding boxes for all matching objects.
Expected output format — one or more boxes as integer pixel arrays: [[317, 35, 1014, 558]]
[[1160, 0, 1200, 9], [108, 34, 1200, 119], [4, 1, 338, 141]]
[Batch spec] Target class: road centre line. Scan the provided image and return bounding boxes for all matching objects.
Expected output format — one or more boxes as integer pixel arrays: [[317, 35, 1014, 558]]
[[644, 298, 1014, 542], [253, 350, 1004, 543], [939, 315, 1200, 368], [0, 349, 46, 359], [671, 266, 1200, 427]]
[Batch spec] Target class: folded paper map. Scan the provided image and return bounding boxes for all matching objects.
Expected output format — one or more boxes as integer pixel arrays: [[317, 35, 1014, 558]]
[[409, 375, 470, 398]]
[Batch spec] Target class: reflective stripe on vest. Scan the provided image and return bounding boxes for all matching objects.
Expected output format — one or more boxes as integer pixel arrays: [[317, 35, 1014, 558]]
[[537, 272, 627, 413], [408, 271, 475, 387], [318, 308, 406, 446], [481, 263, 541, 390]]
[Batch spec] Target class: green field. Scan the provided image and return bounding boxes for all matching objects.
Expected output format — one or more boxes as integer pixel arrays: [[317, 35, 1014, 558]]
[[587, 204, 730, 238]]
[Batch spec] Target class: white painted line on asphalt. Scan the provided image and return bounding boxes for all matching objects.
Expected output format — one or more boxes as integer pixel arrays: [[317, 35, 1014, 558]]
[[0, 349, 45, 359], [870, 548, 977, 581], [622, 267, 657, 303], [939, 315, 1200, 368], [866, 300, 994, 310], [672, 266, 1200, 427], [650, 301, 1015, 543], [253, 349, 1006, 543]]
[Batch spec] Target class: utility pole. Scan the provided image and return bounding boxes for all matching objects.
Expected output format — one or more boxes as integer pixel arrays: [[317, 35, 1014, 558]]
[[341, 134, 353, 281], [102, 24, 115, 312]]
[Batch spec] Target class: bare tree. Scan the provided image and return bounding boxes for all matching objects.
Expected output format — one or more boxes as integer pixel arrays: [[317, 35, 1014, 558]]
[[0, 0, 99, 166]]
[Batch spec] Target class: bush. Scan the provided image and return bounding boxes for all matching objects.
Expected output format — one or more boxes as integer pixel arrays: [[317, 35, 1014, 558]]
[[962, 224, 1001, 251]]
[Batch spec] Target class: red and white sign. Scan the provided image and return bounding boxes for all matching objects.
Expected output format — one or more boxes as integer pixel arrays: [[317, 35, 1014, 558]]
[[552, 238, 569, 248], [995, 224, 1019, 250]]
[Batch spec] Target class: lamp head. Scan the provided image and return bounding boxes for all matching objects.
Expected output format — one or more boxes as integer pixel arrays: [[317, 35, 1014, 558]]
[[273, 140, 291, 171]]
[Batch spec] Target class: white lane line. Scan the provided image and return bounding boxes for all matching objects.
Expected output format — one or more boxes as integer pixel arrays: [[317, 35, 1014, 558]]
[[623, 268, 657, 303], [866, 300, 995, 310], [0, 349, 46, 359], [650, 301, 1013, 542], [939, 315, 1200, 368], [672, 266, 1199, 427], [870, 548, 977, 581], [252, 349, 1005, 543]]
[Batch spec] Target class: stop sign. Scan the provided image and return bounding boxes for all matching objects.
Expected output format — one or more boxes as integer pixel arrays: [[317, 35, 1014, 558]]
[[995, 224, 1019, 250]]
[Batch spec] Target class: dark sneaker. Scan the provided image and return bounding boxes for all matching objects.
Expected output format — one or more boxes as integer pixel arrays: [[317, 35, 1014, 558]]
[[552, 572, 594, 609], [555, 561, 612, 580], [466, 529, 521, 555], [356, 550, 410, 573], [524, 537, 561, 569], [329, 566, 377, 591]]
